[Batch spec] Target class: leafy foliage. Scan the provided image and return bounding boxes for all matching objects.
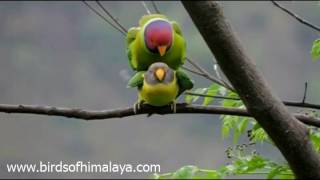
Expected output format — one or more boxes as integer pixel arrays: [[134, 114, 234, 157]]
[[311, 39, 320, 62], [202, 83, 220, 105], [248, 121, 272, 144], [221, 115, 250, 144], [167, 83, 295, 179], [220, 90, 250, 144], [166, 63, 320, 179], [184, 88, 207, 104], [310, 128, 320, 152], [153, 145, 294, 179]]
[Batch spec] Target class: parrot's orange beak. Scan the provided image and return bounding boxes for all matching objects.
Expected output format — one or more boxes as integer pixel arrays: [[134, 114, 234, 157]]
[[155, 68, 165, 81], [158, 45, 167, 56]]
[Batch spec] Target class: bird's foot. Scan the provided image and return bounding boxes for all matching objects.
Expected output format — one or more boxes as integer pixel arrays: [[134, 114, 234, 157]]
[[170, 100, 177, 113], [133, 101, 144, 114]]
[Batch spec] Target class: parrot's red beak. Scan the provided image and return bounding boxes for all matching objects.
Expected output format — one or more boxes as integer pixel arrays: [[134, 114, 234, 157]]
[[158, 45, 167, 56]]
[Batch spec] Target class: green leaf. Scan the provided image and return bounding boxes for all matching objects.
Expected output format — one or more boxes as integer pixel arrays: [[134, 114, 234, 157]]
[[278, 173, 295, 179], [172, 165, 198, 179], [233, 117, 250, 144], [311, 39, 320, 62], [221, 116, 250, 144], [310, 128, 320, 152], [221, 115, 238, 139], [221, 91, 242, 108], [218, 86, 228, 96], [184, 94, 194, 104], [185, 88, 207, 104], [151, 173, 161, 179], [222, 123, 230, 139], [196, 169, 222, 179], [202, 83, 219, 106], [238, 118, 250, 134], [250, 126, 269, 143], [203, 170, 221, 179], [267, 166, 292, 179], [219, 150, 269, 176], [218, 146, 293, 179]]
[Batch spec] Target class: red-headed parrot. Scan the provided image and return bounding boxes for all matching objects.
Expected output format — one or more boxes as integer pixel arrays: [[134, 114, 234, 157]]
[[126, 14, 186, 71]]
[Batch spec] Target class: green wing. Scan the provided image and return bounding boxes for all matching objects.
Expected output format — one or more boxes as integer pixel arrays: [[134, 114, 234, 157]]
[[172, 21, 183, 36], [176, 69, 194, 97], [172, 21, 186, 67], [126, 27, 140, 70], [127, 71, 145, 89], [126, 27, 140, 47]]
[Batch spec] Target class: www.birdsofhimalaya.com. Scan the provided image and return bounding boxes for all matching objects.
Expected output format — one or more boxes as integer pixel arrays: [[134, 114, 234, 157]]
[[4, 161, 161, 175]]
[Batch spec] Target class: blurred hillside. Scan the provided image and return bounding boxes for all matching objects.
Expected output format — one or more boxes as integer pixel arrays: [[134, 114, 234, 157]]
[[0, 1, 319, 178]]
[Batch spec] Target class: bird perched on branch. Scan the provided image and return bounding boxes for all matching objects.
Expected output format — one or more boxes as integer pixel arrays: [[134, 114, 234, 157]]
[[127, 62, 193, 113], [126, 14, 186, 71]]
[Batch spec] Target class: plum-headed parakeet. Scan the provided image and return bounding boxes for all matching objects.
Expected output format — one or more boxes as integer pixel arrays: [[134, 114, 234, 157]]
[[126, 14, 186, 71], [127, 62, 193, 113]]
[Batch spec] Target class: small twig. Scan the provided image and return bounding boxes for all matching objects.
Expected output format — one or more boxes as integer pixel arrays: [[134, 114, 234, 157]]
[[271, 1, 320, 33], [141, 1, 151, 15], [186, 57, 234, 91], [185, 91, 240, 101], [283, 101, 320, 111], [95, 0, 128, 33], [186, 57, 207, 73], [151, 1, 161, 14], [0, 103, 319, 128], [82, 1, 126, 36], [184, 91, 320, 110], [213, 62, 222, 80], [181, 66, 207, 77], [302, 82, 308, 104]]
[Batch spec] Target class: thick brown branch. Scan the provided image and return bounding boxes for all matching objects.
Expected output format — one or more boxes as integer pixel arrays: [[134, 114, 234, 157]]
[[0, 103, 319, 127], [182, 1, 320, 178]]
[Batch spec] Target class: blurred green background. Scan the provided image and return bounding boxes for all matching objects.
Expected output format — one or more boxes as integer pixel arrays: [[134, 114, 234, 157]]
[[0, 1, 319, 178]]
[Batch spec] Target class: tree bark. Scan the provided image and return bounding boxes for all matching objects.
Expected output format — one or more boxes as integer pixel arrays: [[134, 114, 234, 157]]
[[1, 103, 320, 127], [182, 1, 320, 178]]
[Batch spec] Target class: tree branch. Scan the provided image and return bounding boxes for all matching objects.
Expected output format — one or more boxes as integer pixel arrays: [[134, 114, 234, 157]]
[[302, 81, 308, 104], [181, 66, 207, 77], [151, 0, 161, 14], [184, 91, 320, 110], [0, 103, 320, 127], [82, 1, 126, 36], [95, 0, 128, 33], [184, 91, 241, 101], [186, 57, 234, 91], [182, 1, 320, 178], [271, 1, 320, 33], [283, 101, 320, 110]]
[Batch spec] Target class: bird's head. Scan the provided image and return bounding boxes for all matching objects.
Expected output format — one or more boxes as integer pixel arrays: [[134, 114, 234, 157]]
[[144, 19, 173, 56], [145, 62, 174, 84]]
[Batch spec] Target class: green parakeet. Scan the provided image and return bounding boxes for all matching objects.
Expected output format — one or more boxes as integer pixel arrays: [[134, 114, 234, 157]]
[[127, 62, 193, 113], [126, 14, 186, 71]]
